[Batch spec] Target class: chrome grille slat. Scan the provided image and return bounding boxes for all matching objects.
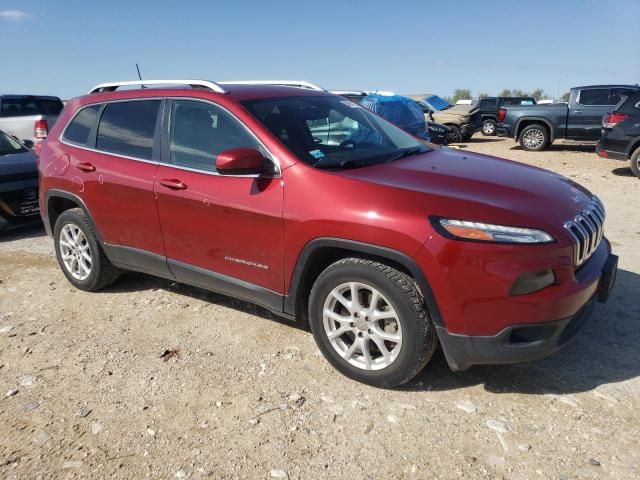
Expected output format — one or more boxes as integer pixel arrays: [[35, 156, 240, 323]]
[[563, 196, 606, 267]]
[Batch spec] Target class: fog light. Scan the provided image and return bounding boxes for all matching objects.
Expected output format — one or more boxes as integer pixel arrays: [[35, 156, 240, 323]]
[[509, 270, 555, 295]]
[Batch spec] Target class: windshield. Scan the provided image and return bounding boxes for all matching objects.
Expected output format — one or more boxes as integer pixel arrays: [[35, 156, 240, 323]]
[[0, 131, 28, 156], [421, 95, 452, 111], [242, 96, 430, 168]]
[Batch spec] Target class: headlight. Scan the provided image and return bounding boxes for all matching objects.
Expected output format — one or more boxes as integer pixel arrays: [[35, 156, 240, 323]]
[[434, 218, 554, 244]]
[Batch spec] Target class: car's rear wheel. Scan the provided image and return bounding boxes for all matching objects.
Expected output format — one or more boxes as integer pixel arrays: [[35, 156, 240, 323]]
[[519, 124, 549, 151], [308, 257, 437, 388], [481, 119, 497, 136], [54, 208, 120, 291], [448, 125, 463, 143], [630, 148, 640, 178]]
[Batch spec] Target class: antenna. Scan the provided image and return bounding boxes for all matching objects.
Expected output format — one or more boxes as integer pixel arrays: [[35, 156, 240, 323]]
[[136, 64, 146, 88]]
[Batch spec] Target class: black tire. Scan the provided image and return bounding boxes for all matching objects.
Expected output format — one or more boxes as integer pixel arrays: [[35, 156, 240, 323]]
[[481, 119, 497, 136], [308, 257, 437, 388], [630, 148, 640, 178], [447, 125, 463, 143], [53, 208, 120, 291], [519, 124, 549, 151], [462, 133, 473, 141]]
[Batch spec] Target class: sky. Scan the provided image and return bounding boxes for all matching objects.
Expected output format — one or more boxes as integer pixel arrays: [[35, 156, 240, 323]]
[[1, 0, 639, 100]]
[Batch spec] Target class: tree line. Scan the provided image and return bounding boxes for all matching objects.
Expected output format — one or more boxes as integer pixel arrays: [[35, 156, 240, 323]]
[[445, 89, 570, 104]]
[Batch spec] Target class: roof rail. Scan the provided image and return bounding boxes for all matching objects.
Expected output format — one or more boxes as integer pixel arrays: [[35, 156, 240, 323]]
[[218, 80, 325, 91], [88, 80, 227, 94]]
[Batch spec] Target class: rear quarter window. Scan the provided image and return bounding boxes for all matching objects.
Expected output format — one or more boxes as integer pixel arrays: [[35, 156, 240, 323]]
[[96, 100, 161, 160], [63, 105, 101, 146]]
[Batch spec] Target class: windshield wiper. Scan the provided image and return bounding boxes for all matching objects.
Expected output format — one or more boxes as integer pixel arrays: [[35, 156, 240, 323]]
[[313, 158, 369, 169], [385, 147, 427, 163]]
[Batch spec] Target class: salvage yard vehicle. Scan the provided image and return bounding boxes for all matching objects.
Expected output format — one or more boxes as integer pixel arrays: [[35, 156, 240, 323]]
[[39, 79, 617, 388], [0, 130, 40, 231], [0, 94, 64, 145], [331, 90, 453, 145], [596, 89, 640, 178], [497, 85, 640, 151], [476, 96, 536, 136], [415, 94, 481, 142]]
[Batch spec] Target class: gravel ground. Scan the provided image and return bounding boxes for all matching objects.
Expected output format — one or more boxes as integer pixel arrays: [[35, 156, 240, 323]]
[[1, 136, 639, 479]]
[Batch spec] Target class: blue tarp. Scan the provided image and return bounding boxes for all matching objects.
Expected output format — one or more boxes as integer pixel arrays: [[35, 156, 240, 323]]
[[358, 94, 429, 141]]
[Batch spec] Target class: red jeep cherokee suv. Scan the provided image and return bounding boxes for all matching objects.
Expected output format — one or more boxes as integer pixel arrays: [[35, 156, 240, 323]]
[[38, 79, 617, 388]]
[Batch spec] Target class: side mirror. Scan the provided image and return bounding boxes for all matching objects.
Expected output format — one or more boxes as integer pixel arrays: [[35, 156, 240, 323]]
[[22, 139, 35, 149], [216, 148, 265, 175]]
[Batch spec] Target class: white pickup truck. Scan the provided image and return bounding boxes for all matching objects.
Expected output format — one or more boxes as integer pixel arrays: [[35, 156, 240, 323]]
[[0, 94, 64, 145]]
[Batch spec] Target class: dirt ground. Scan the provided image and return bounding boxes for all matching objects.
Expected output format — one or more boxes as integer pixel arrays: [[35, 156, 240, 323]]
[[1, 136, 639, 480]]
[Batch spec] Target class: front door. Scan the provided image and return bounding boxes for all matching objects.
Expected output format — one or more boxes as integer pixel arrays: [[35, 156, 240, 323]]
[[567, 88, 614, 141], [154, 99, 285, 308]]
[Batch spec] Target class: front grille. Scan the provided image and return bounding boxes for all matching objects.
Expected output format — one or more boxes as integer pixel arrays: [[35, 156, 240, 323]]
[[563, 196, 605, 267]]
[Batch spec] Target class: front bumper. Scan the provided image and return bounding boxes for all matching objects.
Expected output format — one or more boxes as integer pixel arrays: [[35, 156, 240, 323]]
[[436, 253, 618, 371], [0, 181, 41, 231], [461, 121, 481, 136]]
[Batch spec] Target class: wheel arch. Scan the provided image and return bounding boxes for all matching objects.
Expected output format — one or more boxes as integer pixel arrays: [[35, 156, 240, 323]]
[[45, 190, 105, 245], [284, 238, 444, 327], [515, 117, 556, 143]]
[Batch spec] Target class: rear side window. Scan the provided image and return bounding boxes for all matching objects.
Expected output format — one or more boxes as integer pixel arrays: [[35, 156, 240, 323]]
[[578, 89, 610, 106], [168, 100, 260, 172], [0, 96, 64, 117], [96, 100, 161, 160], [63, 105, 101, 146], [479, 99, 497, 109]]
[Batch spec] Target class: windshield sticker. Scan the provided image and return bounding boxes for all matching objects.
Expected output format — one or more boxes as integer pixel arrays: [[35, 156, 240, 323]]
[[309, 149, 325, 159]]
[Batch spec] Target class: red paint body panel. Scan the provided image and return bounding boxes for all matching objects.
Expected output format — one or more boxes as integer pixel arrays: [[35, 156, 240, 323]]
[[38, 85, 611, 341]]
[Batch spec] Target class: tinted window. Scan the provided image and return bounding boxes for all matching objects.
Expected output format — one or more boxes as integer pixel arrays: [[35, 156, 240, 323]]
[[63, 105, 101, 146], [96, 100, 160, 160], [0, 96, 63, 117], [609, 88, 634, 106], [168, 100, 260, 172], [479, 98, 497, 109], [578, 89, 610, 106]]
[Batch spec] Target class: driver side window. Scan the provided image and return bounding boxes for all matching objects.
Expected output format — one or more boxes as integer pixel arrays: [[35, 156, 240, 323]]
[[168, 100, 260, 172]]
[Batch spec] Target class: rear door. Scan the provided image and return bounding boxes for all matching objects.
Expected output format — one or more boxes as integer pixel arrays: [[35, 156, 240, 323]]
[[61, 99, 169, 274], [567, 88, 615, 140], [154, 99, 284, 305]]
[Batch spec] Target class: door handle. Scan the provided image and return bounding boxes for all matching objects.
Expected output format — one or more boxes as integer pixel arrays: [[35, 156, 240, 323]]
[[76, 162, 96, 172], [573, 110, 582, 114], [159, 179, 187, 190]]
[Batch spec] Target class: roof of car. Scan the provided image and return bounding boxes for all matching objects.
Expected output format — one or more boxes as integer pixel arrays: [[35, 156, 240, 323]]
[[573, 84, 640, 89]]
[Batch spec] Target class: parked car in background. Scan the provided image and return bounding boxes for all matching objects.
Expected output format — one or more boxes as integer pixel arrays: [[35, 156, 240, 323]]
[[39, 79, 617, 388], [0, 130, 40, 231], [331, 90, 452, 144], [0, 94, 64, 145], [497, 85, 640, 151], [415, 94, 481, 142], [596, 90, 640, 178], [476, 96, 536, 136]]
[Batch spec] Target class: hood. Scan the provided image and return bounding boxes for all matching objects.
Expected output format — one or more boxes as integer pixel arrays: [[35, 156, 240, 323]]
[[441, 104, 477, 115], [338, 148, 593, 235], [0, 150, 38, 177]]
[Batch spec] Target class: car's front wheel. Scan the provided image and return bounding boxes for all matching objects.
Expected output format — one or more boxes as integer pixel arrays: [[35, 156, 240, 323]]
[[54, 208, 120, 291], [481, 119, 497, 136], [308, 258, 437, 388]]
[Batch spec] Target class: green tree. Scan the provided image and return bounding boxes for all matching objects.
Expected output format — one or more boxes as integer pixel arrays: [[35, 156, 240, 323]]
[[498, 89, 512, 97], [450, 89, 473, 104], [478, 92, 490, 98], [530, 89, 545, 101], [560, 91, 570, 102]]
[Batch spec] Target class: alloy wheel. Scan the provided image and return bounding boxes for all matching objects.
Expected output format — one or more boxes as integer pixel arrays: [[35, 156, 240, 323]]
[[59, 223, 92, 280], [482, 122, 495, 135], [522, 128, 545, 149], [322, 282, 402, 370]]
